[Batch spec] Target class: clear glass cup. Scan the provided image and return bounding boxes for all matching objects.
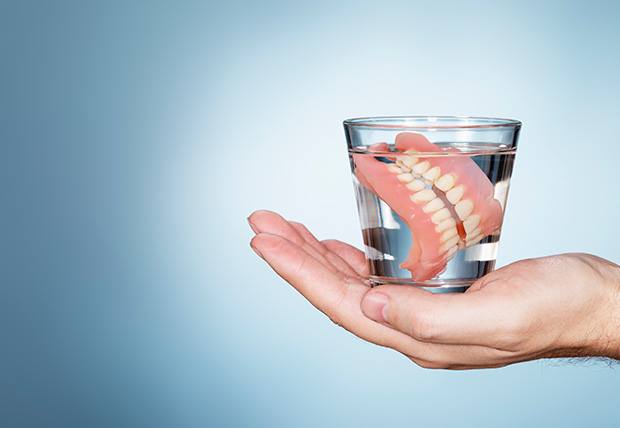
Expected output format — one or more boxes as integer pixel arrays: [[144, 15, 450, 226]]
[[344, 116, 521, 292]]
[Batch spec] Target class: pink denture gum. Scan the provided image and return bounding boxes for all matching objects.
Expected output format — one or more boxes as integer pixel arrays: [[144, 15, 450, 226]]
[[353, 132, 503, 281]]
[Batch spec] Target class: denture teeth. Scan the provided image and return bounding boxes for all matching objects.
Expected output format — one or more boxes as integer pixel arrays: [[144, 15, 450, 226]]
[[446, 185, 465, 205], [440, 227, 458, 242], [422, 198, 445, 213], [463, 215, 481, 234], [397, 173, 414, 183], [396, 161, 411, 173], [431, 208, 451, 224], [466, 232, 484, 247], [411, 161, 431, 175], [406, 179, 426, 192], [400, 155, 418, 168], [435, 174, 455, 192], [387, 164, 402, 174], [466, 227, 481, 239], [410, 189, 436, 203], [455, 199, 474, 220], [440, 235, 460, 252], [395, 157, 413, 172], [422, 166, 441, 182], [435, 217, 456, 233]]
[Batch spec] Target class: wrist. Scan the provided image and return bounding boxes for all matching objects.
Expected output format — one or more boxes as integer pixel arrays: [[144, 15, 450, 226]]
[[592, 262, 620, 359]]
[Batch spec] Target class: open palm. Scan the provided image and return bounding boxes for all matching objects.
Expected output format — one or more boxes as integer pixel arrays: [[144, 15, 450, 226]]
[[249, 210, 620, 369]]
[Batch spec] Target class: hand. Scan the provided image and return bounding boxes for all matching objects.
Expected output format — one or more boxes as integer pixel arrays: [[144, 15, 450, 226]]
[[248, 210, 620, 369]]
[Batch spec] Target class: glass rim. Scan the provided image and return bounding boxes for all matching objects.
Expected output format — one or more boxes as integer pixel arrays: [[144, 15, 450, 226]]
[[343, 115, 522, 130], [349, 144, 516, 157]]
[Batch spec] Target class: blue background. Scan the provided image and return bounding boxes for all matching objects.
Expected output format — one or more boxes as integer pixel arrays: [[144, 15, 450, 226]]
[[3, 0, 620, 427]]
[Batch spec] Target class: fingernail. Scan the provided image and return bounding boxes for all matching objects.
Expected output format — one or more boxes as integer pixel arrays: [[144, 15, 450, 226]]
[[250, 244, 263, 259], [247, 217, 260, 234], [362, 292, 389, 323]]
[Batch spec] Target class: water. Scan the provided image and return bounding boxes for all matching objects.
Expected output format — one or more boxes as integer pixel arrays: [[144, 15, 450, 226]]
[[349, 142, 516, 292]]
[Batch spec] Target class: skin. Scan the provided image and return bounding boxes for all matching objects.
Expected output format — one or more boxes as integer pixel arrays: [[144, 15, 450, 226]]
[[248, 210, 620, 370]]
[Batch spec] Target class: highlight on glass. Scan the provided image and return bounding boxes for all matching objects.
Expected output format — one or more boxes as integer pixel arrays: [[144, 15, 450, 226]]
[[344, 116, 521, 292]]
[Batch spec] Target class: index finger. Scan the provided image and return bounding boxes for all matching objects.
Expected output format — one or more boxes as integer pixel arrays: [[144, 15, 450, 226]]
[[251, 232, 458, 357]]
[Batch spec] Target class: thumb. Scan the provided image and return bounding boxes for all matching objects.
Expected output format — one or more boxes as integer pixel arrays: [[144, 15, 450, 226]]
[[360, 285, 507, 346]]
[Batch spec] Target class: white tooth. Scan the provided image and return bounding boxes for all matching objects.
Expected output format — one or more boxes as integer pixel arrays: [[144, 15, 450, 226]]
[[435, 217, 456, 233], [446, 185, 465, 204], [406, 179, 426, 192], [444, 246, 458, 260], [466, 233, 483, 247], [411, 160, 430, 175], [463, 215, 481, 233], [387, 164, 402, 174], [440, 227, 458, 242], [455, 199, 474, 220], [435, 174, 455, 192], [431, 208, 451, 224], [466, 227, 481, 238], [422, 198, 444, 213], [395, 160, 411, 172], [400, 155, 418, 168], [397, 173, 414, 183], [440, 235, 460, 252], [410, 189, 436, 203], [422, 166, 441, 182]]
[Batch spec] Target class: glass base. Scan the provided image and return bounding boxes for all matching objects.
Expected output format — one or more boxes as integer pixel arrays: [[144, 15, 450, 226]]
[[369, 276, 473, 293]]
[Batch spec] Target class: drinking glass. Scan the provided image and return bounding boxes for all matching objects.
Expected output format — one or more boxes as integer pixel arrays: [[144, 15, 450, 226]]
[[344, 116, 521, 292]]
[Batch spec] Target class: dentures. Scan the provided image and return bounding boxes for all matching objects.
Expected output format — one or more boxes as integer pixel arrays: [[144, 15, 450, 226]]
[[353, 132, 503, 281]]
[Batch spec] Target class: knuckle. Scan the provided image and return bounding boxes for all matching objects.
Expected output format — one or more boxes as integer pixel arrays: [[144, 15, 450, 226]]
[[499, 333, 527, 350], [321, 239, 337, 248], [325, 281, 352, 328], [289, 221, 308, 234], [327, 313, 344, 328], [325, 304, 344, 329], [292, 254, 309, 276], [499, 312, 533, 350], [511, 312, 532, 336], [407, 311, 441, 342]]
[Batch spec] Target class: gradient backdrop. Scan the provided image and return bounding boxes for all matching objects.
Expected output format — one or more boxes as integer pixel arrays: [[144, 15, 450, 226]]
[[3, 0, 620, 427]]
